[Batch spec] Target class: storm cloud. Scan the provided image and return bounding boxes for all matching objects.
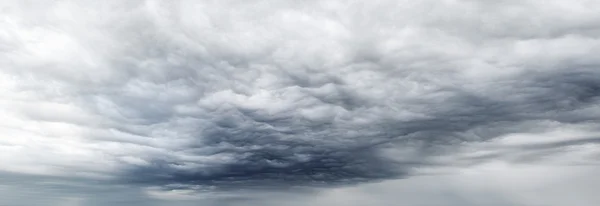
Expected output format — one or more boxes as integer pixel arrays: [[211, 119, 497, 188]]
[[1, 0, 600, 205]]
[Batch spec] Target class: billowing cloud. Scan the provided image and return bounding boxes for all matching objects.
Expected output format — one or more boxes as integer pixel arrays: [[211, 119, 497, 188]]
[[1, 0, 600, 205]]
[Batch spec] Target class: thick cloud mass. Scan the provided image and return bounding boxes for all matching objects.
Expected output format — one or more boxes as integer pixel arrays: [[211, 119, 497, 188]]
[[1, 0, 600, 204]]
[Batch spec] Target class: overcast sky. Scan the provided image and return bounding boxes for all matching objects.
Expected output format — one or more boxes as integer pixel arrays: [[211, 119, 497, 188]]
[[1, 0, 600, 205]]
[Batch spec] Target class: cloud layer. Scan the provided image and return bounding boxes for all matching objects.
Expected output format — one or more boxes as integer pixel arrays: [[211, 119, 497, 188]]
[[1, 0, 600, 204]]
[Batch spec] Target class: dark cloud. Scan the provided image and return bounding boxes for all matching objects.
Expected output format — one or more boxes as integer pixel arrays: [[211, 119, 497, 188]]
[[112, 68, 600, 190]]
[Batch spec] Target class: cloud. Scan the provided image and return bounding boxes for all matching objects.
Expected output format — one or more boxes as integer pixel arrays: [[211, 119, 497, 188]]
[[1, 0, 600, 204]]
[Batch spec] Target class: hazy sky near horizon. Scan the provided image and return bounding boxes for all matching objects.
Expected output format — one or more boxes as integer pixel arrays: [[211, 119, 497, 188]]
[[1, 0, 600, 205]]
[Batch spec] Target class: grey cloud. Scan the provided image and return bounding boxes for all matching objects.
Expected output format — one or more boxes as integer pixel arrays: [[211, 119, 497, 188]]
[[114, 65, 600, 190], [1, 0, 600, 203]]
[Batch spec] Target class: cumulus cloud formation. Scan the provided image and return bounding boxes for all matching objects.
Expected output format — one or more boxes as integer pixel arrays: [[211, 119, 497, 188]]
[[1, 0, 600, 205]]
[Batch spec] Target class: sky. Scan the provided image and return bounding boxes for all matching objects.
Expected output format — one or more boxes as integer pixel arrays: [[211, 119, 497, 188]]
[[1, 0, 600, 205]]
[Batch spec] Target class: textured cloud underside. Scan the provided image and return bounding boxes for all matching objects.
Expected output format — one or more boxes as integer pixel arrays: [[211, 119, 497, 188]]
[[1, 0, 600, 193]]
